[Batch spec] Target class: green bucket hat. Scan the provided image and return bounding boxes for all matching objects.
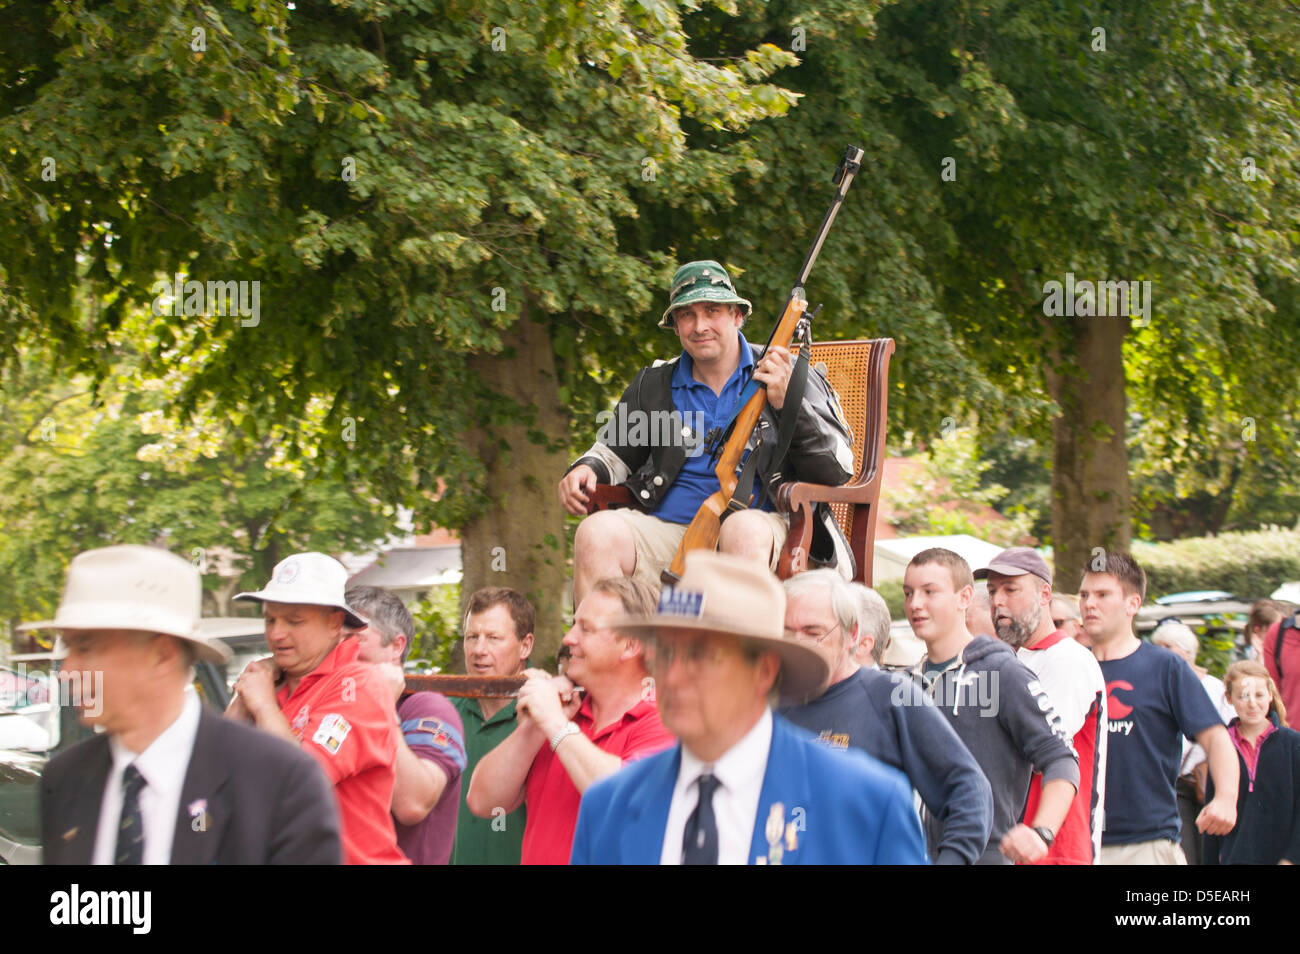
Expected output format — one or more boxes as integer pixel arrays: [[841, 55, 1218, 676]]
[[659, 260, 753, 329]]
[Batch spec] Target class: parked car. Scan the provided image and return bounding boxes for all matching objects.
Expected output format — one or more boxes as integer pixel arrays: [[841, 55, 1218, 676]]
[[1135, 597, 1254, 668], [0, 617, 265, 865]]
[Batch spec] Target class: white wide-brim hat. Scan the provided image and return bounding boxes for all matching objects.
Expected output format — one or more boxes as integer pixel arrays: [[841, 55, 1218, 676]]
[[615, 550, 830, 704], [17, 544, 232, 665], [234, 551, 368, 629]]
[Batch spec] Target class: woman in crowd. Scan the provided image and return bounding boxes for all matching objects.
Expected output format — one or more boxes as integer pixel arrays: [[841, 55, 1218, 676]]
[[1203, 660, 1300, 865], [1245, 599, 1291, 661]]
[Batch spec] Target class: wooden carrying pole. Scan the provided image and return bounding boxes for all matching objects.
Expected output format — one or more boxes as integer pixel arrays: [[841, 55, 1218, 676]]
[[403, 673, 527, 698]]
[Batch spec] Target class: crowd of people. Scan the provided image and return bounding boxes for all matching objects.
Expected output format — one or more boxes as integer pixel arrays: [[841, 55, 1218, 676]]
[[33, 540, 1300, 866], [31, 259, 1300, 864]]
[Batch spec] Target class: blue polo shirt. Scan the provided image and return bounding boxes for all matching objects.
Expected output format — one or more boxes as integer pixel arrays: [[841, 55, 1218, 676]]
[[655, 332, 771, 524]]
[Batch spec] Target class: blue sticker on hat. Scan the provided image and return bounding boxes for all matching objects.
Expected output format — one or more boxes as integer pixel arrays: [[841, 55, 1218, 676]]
[[658, 586, 704, 618]]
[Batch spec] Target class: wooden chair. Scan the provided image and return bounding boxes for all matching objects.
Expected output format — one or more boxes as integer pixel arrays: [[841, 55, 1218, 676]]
[[583, 338, 896, 585]]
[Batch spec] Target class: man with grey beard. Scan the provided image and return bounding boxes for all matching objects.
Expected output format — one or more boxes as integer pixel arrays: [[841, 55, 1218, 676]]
[[979, 548, 1107, 864]]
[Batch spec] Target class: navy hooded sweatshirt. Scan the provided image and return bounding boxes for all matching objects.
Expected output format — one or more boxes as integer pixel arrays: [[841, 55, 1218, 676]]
[[781, 666, 993, 864], [913, 635, 1079, 865]]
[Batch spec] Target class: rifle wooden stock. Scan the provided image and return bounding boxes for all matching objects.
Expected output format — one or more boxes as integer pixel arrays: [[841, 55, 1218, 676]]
[[662, 296, 808, 583]]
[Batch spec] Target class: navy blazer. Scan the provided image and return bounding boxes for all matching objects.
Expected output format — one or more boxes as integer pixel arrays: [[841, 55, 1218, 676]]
[[41, 705, 342, 865], [570, 714, 929, 865]]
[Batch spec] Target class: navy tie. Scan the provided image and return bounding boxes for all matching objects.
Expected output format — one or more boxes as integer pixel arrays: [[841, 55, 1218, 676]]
[[682, 773, 721, 865], [115, 764, 146, 866]]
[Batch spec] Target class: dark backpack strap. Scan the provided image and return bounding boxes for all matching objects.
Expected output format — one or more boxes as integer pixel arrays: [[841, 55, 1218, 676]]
[[1275, 613, 1298, 679], [753, 346, 811, 510]]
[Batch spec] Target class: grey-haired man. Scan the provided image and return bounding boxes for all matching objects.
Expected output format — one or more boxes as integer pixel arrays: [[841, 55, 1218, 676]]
[[348, 585, 466, 865], [779, 570, 993, 864]]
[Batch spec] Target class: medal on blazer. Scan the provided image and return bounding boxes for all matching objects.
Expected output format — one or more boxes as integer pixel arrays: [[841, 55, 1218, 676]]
[[756, 802, 799, 865]]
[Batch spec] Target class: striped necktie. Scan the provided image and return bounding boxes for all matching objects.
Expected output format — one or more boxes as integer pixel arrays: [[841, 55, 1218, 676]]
[[115, 763, 146, 865]]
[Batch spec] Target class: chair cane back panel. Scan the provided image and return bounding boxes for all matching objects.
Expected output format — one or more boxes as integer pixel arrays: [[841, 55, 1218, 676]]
[[794, 340, 875, 537]]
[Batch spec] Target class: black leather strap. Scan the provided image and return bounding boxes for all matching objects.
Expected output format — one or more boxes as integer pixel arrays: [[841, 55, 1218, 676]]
[[1276, 613, 1298, 679], [754, 346, 810, 510]]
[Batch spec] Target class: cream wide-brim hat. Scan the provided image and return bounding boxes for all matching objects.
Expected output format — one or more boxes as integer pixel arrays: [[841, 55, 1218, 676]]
[[234, 551, 368, 629], [615, 550, 830, 704], [17, 544, 232, 665]]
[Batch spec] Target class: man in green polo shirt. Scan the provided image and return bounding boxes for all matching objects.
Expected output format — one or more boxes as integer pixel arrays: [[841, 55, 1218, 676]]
[[450, 587, 534, 864]]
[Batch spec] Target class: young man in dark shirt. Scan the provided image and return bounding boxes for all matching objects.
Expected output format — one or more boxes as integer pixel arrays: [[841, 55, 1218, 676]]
[[1080, 551, 1238, 864], [904, 548, 1078, 865]]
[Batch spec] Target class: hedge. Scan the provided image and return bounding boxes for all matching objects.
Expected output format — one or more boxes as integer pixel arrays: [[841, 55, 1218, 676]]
[[1136, 528, 1300, 600], [876, 580, 906, 620]]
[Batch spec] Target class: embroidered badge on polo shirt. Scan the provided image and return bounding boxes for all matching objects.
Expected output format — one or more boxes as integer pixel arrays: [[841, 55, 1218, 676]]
[[292, 704, 311, 741], [312, 713, 352, 754]]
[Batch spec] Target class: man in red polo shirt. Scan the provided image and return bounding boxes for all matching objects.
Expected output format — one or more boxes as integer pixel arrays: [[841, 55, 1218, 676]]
[[225, 552, 409, 865], [467, 577, 674, 864]]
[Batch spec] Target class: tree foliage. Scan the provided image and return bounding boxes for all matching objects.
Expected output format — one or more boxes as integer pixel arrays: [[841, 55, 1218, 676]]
[[0, 320, 393, 625], [0, 1, 800, 652], [674, 0, 1300, 573], [884, 426, 1036, 545], [1, 0, 1297, 617]]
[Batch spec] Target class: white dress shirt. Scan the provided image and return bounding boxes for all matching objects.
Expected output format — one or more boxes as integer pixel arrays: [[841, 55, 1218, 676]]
[[661, 707, 773, 865], [93, 690, 201, 865]]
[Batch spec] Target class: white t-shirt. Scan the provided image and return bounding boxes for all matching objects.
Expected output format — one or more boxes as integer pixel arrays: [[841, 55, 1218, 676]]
[[1018, 633, 1108, 862], [1179, 672, 1233, 777]]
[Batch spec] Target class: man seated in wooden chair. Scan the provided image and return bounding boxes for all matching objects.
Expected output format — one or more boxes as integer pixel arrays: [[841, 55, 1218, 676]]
[[557, 260, 856, 605]]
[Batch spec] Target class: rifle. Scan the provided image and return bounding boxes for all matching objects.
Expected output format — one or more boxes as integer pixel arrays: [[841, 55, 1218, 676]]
[[662, 145, 865, 585]]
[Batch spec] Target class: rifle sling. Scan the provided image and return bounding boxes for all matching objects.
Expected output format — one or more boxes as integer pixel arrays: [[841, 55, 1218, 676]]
[[723, 346, 811, 515]]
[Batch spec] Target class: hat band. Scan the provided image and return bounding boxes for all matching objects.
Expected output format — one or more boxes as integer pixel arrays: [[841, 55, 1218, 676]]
[[51, 600, 198, 639]]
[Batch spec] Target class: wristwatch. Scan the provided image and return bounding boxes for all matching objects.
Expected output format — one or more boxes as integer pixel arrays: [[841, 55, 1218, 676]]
[[550, 720, 581, 752], [1033, 826, 1056, 847]]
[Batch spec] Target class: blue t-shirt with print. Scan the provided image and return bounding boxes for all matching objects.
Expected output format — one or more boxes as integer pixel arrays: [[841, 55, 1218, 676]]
[[1098, 641, 1224, 845], [654, 332, 771, 524]]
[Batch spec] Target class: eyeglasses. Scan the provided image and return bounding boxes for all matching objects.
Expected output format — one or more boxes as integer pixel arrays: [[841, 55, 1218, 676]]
[[785, 621, 842, 644], [646, 640, 737, 673]]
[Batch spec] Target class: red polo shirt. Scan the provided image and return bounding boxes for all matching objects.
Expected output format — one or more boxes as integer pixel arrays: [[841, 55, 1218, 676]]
[[276, 637, 409, 865], [521, 689, 674, 865]]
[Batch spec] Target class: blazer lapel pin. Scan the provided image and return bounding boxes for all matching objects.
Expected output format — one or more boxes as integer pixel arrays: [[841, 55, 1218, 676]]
[[755, 802, 800, 865]]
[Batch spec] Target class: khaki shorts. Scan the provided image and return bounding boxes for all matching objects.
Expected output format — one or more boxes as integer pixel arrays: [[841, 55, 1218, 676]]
[[1100, 840, 1188, 865], [610, 508, 790, 590]]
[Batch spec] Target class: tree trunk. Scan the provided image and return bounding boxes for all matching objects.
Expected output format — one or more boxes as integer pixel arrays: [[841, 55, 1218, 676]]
[[459, 304, 570, 669], [1046, 315, 1132, 587]]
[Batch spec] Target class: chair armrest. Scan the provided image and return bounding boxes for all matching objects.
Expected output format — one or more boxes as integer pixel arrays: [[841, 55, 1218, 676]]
[[774, 478, 873, 513], [585, 484, 637, 513]]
